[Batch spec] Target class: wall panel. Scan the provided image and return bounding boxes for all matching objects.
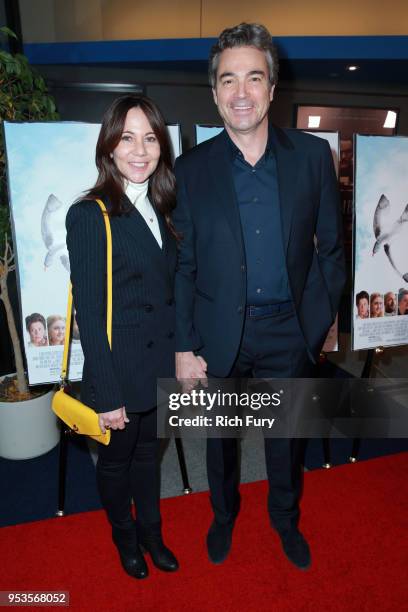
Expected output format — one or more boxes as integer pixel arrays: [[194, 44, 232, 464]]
[[202, 0, 408, 36], [20, 0, 408, 44]]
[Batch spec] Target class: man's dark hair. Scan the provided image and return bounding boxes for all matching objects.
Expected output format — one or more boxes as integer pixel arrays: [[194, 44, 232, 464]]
[[208, 22, 279, 88], [355, 290, 369, 306], [25, 312, 46, 332]]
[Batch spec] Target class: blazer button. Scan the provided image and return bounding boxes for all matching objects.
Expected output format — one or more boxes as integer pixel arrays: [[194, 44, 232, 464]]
[[167, 331, 175, 338], [166, 298, 174, 306], [145, 304, 153, 312], [241, 265, 245, 272], [147, 340, 154, 348], [237, 306, 243, 314]]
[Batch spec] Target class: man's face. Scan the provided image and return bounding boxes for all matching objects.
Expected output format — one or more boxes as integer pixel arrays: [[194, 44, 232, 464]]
[[212, 46, 274, 137], [384, 292, 396, 313], [399, 294, 408, 315], [357, 298, 369, 318], [29, 321, 45, 345]]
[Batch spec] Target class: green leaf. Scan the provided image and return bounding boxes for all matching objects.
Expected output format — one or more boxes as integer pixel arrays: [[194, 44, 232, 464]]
[[0, 26, 18, 40], [0, 49, 13, 62]]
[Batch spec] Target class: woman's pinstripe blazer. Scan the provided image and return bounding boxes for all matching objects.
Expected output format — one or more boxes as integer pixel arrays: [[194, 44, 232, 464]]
[[65, 196, 177, 414]]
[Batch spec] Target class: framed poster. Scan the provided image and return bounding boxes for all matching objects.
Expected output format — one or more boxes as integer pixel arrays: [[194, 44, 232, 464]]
[[4, 121, 182, 384], [353, 134, 408, 350]]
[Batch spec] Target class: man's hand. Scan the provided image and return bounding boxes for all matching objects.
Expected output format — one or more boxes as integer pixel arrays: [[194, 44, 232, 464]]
[[176, 351, 208, 392], [98, 407, 129, 434]]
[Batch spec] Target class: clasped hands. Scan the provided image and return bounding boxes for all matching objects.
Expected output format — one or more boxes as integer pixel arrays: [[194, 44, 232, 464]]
[[176, 351, 208, 393], [98, 352, 207, 433]]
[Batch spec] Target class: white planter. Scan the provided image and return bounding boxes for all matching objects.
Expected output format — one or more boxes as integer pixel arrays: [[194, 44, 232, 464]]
[[0, 381, 59, 460]]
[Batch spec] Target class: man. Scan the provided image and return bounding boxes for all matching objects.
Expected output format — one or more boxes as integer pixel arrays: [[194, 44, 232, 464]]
[[355, 290, 369, 319], [384, 291, 397, 316], [398, 289, 408, 315], [173, 23, 346, 570]]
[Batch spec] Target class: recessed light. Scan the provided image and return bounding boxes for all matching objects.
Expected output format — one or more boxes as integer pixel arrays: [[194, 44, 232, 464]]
[[347, 65, 359, 71], [308, 116, 321, 128], [383, 111, 397, 128]]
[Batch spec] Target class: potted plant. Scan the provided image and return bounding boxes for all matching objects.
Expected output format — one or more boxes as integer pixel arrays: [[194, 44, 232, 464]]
[[0, 26, 60, 459]]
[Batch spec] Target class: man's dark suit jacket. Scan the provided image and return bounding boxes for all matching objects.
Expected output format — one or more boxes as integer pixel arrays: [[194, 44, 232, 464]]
[[66, 197, 177, 413], [173, 126, 346, 376]]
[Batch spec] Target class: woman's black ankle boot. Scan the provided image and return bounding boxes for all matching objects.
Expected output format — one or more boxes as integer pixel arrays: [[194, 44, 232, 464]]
[[112, 526, 149, 579], [138, 524, 179, 572]]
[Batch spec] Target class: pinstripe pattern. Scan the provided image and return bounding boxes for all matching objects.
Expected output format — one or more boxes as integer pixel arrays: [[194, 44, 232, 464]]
[[66, 197, 177, 413]]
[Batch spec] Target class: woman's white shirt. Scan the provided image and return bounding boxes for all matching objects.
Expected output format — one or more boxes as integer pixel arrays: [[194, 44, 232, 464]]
[[125, 179, 163, 249]]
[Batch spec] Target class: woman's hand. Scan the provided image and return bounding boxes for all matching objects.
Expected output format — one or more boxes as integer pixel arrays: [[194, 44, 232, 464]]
[[99, 407, 129, 433]]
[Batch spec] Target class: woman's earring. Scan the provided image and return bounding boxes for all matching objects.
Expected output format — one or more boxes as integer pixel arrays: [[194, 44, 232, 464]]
[[109, 152, 113, 159]]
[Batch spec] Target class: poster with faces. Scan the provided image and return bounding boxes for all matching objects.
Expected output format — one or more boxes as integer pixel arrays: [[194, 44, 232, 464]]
[[352, 134, 408, 351], [195, 125, 340, 353], [4, 121, 181, 384]]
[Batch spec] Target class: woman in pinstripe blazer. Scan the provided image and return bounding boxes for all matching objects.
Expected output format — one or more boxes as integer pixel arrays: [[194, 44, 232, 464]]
[[66, 95, 179, 579]]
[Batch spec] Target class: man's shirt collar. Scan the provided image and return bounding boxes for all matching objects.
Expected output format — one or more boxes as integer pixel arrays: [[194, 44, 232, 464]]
[[222, 123, 274, 162]]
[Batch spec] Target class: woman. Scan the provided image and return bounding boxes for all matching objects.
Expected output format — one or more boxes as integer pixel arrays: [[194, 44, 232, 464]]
[[66, 95, 179, 579], [25, 313, 48, 347], [369, 293, 384, 318], [47, 315, 65, 345]]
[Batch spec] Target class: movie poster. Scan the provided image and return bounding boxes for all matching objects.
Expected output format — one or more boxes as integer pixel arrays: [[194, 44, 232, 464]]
[[353, 135, 408, 351], [195, 125, 340, 352], [4, 122, 181, 384]]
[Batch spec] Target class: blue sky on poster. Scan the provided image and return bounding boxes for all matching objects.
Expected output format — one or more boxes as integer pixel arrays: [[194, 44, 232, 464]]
[[4, 122, 100, 318], [354, 135, 408, 294]]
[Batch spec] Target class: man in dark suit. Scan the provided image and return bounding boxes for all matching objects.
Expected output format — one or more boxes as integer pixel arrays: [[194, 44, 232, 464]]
[[173, 23, 346, 569]]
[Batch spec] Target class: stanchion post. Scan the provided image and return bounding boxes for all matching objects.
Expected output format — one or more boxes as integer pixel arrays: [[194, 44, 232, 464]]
[[55, 421, 69, 516], [175, 437, 192, 494], [322, 438, 332, 469], [349, 347, 383, 463]]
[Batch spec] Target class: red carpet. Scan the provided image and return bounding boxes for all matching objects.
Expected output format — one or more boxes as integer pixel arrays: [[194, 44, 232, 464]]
[[1, 453, 407, 612]]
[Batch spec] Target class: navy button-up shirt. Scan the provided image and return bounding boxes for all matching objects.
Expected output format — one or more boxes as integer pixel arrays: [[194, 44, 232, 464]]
[[225, 130, 290, 305]]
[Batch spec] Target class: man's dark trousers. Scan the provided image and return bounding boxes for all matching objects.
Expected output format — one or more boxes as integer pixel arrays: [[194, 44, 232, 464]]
[[207, 304, 315, 533]]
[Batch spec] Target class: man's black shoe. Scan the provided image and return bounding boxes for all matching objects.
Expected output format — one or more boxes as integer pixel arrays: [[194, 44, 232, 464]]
[[278, 528, 311, 570], [112, 528, 149, 579], [207, 520, 234, 564], [139, 535, 179, 572]]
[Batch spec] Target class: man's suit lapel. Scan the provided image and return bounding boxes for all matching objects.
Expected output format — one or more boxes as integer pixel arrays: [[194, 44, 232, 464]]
[[207, 132, 245, 256], [270, 125, 302, 255]]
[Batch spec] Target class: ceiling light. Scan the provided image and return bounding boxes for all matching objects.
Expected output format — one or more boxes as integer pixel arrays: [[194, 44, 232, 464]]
[[347, 65, 359, 71], [383, 111, 397, 128], [308, 116, 321, 128]]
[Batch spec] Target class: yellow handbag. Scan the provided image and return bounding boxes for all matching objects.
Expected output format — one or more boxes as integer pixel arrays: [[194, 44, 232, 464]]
[[52, 199, 112, 445]]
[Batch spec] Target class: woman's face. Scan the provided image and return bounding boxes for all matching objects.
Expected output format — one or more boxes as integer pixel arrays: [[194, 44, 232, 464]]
[[49, 319, 65, 344], [111, 107, 161, 184], [29, 321, 46, 346], [370, 296, 383, 317], [357, 298, 369, 318]]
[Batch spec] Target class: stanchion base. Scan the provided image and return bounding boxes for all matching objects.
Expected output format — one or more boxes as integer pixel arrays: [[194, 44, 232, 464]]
[[322, 463, 332, 469], [55, 510, 65, 517], [183, 487, 193, 495], [349, 456, 358, 463]]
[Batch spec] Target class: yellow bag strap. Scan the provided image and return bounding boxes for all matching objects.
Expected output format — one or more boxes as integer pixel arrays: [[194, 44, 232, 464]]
[[60, 199, 112, 385]]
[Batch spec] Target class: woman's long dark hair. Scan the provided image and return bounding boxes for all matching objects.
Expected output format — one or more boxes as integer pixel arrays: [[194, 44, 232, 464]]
[[86, 95, 178, 239]]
